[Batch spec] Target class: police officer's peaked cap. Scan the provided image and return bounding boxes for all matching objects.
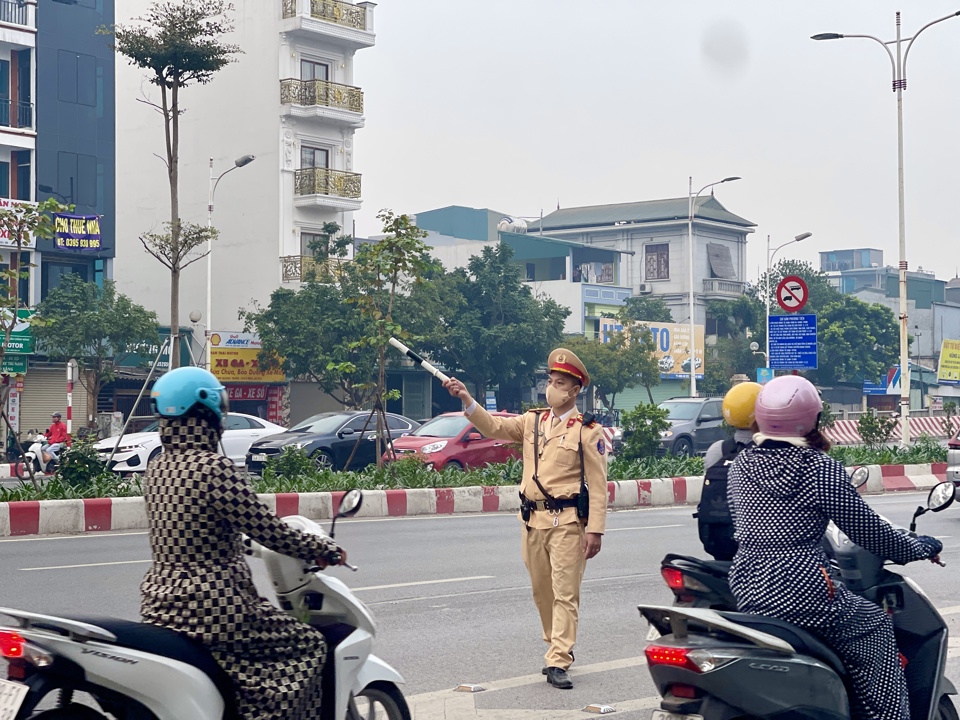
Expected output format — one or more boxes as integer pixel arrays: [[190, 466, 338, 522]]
[[548, 348, 589, 387]]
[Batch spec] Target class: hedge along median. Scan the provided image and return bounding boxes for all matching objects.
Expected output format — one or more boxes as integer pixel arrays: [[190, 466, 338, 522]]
[[0, 463, 948, 537]]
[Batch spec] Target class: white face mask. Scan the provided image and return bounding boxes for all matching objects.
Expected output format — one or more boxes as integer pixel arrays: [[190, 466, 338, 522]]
[[545, 384, 576, 409]]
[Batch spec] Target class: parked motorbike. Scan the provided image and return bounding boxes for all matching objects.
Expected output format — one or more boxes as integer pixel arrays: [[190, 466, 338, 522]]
[[641, 480, 958, 720], [0, 489, 409, 720], [14, 435, 58, 480]]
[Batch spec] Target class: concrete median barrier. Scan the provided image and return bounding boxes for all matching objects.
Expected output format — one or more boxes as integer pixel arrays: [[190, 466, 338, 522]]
[[0, 463, 951, 537]]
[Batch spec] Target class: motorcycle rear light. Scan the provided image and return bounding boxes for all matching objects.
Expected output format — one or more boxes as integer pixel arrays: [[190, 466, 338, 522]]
[[0, 631, 24, 658], [646, 645, 700, 672], [7, 659, 28, 680], [660, 567, 709, 594], [645, 644, 746, 673], [661, 567, 685, 590]]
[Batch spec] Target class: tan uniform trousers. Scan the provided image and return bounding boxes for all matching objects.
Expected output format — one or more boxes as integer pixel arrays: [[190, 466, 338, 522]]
[[520, 518, 586, 670]]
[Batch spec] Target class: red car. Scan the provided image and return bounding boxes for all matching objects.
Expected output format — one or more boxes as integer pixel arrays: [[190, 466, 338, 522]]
[[383, 412, 520, 470]]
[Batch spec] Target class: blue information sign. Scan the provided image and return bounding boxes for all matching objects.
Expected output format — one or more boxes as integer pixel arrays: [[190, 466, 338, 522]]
[[769, 314, 818, 370], [756, 367, 774, 384], [484, 390, 497, 411]]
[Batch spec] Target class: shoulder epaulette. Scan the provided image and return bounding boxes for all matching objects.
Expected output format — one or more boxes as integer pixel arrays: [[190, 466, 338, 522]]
[[526, 407, 548, 414]]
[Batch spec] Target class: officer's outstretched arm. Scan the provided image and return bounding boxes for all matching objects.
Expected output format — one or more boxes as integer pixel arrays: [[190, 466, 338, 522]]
[[465, 405, 525, 443]]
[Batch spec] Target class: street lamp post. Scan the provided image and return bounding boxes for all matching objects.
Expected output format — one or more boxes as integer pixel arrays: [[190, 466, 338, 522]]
[[765, 232, 812, 369], [813, 10, 960, 446], [688, 175, 741, 397], [206, 154, 255, 368]]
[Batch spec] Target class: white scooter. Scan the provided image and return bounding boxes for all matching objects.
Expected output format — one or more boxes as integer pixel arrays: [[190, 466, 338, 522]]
[[14, 435, 58, 480], [0, 489, 409, 720]]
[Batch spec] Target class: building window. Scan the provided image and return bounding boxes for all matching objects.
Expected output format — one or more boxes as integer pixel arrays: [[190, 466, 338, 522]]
[[58, 50, 97, 107], [301, 60, 329, 81], [41, 260, 90, 301], [56, 151, 98, 207], [301, 231, 329, 256], [300, 146, 329, 169], [15, 153, 29, 201], [645, 243, 669, 280], [0, 161, 9, 199]]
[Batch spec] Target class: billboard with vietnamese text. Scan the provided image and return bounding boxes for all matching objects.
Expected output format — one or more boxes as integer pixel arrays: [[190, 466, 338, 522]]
[[938, 339, 960, 386], [599, 318, 705, 380]]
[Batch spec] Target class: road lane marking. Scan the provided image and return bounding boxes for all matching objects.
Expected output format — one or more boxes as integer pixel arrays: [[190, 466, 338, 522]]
[[0, 532, 148, 544], [365, 573, 655, 606], [606, 524, 682, 532], [21, 560, 151, 571], [353, 575, 494, 592]]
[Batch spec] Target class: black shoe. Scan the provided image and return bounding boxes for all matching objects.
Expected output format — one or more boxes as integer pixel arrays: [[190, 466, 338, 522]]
[[545, 667, 573, 689]]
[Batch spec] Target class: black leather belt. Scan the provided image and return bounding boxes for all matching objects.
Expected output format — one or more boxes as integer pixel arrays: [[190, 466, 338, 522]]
[[522, 497, 578, 512]]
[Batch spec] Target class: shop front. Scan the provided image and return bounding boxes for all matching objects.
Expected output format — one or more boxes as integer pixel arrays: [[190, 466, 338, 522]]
[[210, 332, 288, 427]]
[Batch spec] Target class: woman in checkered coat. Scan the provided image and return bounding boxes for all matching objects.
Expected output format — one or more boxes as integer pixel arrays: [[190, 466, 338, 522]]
[[140, 368, 345, 720], [728, 376, 942, 720]]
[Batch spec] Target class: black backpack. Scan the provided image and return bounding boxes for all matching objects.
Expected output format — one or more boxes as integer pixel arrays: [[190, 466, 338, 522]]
[[695, 437, 747, 561]]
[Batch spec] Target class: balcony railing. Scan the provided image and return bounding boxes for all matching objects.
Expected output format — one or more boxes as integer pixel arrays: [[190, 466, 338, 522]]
[[0, 100, 33, 130], [702, 278, 746, 296], [0, 1, 27, 26], [282, 0, 367, 30], [281, 255, 316, 283], [294, 168, 361, 199], [280, 79, 364, 114]]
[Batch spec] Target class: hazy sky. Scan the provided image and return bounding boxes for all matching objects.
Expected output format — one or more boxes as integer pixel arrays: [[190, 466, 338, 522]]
[[351, 1, 960, 285]]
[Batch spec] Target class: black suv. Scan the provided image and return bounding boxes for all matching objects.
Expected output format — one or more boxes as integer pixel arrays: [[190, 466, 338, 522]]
[[657, 397, 727, 455]]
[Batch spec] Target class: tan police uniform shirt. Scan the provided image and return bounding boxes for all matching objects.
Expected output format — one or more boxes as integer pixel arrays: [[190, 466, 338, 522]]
[[465, 405, 608, 534]]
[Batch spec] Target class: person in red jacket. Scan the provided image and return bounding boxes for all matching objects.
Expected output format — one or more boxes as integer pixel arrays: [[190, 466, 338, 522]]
[[43, 412, 68, 462]]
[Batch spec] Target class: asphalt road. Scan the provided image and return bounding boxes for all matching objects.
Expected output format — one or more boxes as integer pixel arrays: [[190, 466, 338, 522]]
[[3, 493, 960, 719]]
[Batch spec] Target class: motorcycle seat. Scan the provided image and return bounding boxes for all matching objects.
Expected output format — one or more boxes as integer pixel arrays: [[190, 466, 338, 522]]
[[662, 553, 732, 578], [65, 617, 238, 718], [720, 612, 847, 676]]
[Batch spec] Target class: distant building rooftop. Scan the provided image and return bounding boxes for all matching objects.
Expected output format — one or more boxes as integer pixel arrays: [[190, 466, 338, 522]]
[[527, 195, 755, 232]]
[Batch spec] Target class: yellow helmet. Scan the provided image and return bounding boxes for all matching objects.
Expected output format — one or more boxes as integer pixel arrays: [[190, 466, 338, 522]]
[[722, 381, 763, 429]]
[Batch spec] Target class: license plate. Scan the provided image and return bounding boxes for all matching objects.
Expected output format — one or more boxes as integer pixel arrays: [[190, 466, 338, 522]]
[[650, 712, 702, 720], [0, 678, 28, 719], [251, 454, 268, 462]]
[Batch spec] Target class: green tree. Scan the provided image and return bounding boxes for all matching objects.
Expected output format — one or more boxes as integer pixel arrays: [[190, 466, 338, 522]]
[[420, 243, 569, 398], [104, 0, 239, 368], [857, 409, 898, 449], [816, 294, 899, 386], [751, 259, 838, 315], [240, 224, 379, 409], [619, 403, 671, 460], [618, 296, 674, 324], [348, 210, 432, 463], [566, 327, 659, 411], [699, 336, 763, 396], [34, 276, 162, 420]]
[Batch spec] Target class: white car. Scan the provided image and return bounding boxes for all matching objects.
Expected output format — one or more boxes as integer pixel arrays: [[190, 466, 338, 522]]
[[94, 413, 286, 473]]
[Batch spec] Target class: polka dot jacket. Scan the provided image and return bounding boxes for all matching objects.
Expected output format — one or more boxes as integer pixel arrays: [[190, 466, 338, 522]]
[[140, 415, 342, 720], [727, 443, 938, 720]]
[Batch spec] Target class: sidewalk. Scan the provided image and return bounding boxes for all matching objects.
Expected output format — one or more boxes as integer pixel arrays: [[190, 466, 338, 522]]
[[0, 463, 948, 537]]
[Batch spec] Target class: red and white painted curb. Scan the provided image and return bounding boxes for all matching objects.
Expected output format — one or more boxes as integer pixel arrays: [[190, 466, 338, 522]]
[[0, 464, 952, 538], [0, 463, 25, 479]]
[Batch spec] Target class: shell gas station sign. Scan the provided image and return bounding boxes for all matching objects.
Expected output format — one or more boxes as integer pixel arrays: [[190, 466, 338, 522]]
[[210, 332, 285, 383]]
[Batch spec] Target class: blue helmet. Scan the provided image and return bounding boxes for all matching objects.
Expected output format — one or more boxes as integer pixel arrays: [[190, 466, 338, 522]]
[[150, 367, 228, 421]]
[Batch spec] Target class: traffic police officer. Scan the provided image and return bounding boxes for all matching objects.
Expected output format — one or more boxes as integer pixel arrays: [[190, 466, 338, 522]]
[[444, 348, 608, 690]]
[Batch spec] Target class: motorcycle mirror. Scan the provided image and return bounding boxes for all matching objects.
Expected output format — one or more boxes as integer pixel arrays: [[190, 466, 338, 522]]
[[909, 505, 927, 533], [329, 489, 363, 539], [927, 481, 956, 513], [849, 466, 869, 489]]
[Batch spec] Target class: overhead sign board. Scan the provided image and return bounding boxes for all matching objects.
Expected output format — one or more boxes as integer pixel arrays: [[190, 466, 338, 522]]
[[776, 275, 809, 313], [756, 367, 774, 385], [1, 309, 35, 355], [210, 331, 285, 384], [769, 313, 818, 370], [600, 318, 705, 380]]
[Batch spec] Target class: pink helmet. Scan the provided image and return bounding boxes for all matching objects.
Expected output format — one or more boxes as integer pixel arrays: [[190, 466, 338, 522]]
[[755, 375, 822, 437]]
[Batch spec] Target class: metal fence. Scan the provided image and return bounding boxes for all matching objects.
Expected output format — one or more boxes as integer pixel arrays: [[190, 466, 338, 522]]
[[0, 100, 33, 129], [0, 1, 27, 26]]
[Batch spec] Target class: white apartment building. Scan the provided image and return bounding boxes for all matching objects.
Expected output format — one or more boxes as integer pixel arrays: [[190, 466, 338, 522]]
[[114, 0, 374, 343], [114, 0, 375, 422]]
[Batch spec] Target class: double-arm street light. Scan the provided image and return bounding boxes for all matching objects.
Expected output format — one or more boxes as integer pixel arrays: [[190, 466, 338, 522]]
[[206, 154, 256, 368], [688, 175, 740, 397], [812, 10, 960, 446], [765, 232, 812, 369]]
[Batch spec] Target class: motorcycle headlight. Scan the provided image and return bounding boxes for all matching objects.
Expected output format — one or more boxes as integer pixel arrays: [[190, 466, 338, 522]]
[[420, 441, 448, 454]]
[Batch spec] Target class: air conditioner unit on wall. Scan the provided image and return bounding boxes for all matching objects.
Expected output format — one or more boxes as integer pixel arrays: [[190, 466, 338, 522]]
[[637, 283, 653, 294]]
